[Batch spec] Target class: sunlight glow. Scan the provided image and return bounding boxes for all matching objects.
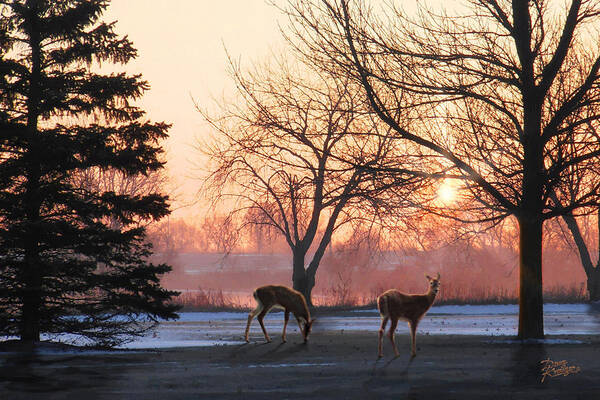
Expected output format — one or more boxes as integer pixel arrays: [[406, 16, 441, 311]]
[[437, 182, 456, 203]]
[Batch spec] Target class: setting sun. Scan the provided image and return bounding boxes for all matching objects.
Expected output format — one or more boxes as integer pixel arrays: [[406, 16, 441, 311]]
[[437, 182, 456, 203]]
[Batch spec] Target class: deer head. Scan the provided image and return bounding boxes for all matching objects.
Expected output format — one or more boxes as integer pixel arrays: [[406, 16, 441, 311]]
[[425, 272, 441, 294], [301, 318, 315, 343]]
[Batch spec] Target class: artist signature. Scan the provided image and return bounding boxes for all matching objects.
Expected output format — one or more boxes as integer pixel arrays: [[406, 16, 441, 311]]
[[540, 358, 581, 382]]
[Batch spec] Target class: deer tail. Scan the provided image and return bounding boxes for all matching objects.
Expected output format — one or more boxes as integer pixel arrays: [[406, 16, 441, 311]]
[[377, 295, 388, 317]]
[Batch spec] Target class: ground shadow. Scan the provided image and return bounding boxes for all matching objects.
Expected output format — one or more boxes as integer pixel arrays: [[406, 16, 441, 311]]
[[359, 353, 414, 399], [262, 341, 309, 361], [509, 341, 547, 388], [0, 351, 105, 394], [229, 340, 308, 363], [370, 353, 414, 376]]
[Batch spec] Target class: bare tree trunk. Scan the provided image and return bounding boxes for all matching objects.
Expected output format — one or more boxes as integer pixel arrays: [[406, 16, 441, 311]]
[[518, 215, 544, 339], [292, 248, 314, 306], [588, 269, 600, 302]]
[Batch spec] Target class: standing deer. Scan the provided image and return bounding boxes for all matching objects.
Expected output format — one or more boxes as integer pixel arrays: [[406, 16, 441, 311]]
[[377, 273, 440, 358], [244, 285, 315, 343]]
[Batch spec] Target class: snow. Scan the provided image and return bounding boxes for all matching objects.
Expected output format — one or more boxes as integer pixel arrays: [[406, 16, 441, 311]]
[[492, 338, 586, 344], [352, 303, 593, 315], [121, 339, 244, 349], [117, 303, 599, 348], [246, 362, 336, 368], [176, 312, 252, 322], [2, 303, 598, 350]]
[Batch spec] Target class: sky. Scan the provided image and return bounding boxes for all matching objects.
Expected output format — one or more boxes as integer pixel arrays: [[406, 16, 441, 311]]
[[104, 1, 283, 216]]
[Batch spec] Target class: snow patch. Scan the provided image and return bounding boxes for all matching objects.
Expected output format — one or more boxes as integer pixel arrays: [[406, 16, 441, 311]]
[[246, 362, 335, 368], [491, 338, 586, 344], [118, 339, 244, 349], [352, 303, 594, 316], [3, 304, 598, 350]]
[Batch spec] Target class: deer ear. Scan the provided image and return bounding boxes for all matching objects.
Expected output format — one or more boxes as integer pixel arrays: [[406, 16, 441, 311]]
[[425, 274, 432, 280], [436, 272, 441, 280]]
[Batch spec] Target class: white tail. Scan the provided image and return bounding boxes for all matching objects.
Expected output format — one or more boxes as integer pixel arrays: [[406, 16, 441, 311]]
[[377, 273, 440, 358], [244, 285, 315, 343]]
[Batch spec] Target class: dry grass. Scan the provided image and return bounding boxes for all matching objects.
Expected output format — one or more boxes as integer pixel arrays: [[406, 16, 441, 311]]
[[174, 283, 588, 311], [176, 288, 248, 311]]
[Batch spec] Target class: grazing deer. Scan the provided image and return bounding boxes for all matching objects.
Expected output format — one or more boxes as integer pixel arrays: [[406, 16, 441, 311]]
[[244, 285, 315, 343], [377, 273, 440, 358]]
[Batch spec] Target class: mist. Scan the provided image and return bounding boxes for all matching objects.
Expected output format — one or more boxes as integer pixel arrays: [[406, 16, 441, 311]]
[[150, 217, 588, 308]]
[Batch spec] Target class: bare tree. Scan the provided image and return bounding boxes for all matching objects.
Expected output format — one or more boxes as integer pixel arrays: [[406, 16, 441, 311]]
[[200, 56, 424, 305], [203, 214, 241, 254], [286, 0, 600, 337]]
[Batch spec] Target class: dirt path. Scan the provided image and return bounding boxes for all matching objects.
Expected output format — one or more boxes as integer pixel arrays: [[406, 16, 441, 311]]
[[1, 333, 599, 399]]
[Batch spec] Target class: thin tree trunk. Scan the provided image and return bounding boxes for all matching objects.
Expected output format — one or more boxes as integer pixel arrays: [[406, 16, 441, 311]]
[[558, 206, 600, 301], [593, 209, 600, 301], [518, 215, 544, 339], [588, 208, 600, 301]]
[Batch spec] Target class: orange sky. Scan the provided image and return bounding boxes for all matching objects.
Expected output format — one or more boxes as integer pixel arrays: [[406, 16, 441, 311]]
[[105, 1, 283, 216]]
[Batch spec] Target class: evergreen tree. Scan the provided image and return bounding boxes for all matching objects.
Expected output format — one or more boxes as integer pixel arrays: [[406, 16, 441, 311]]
[[0, 0, 179, 346]]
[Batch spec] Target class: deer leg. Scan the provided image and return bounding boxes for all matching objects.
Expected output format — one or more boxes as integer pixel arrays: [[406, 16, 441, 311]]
[[378, 316, 389, 358], [282, 310, 290, 343], [257, 307, 272, 342], [244, 304, 263, 342], [388, 318, 399, 357], [296, 317, 304, 333], [409, 320, 418, 358]]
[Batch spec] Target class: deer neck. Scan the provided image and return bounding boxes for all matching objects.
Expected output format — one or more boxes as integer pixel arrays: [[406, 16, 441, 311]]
[[299, 304, 311, 323], [291, 296, 311, 322]]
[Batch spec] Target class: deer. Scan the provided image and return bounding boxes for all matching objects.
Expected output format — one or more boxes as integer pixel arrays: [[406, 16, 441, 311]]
[[377, 273, 440, 358], [244, 285, 315, 344]]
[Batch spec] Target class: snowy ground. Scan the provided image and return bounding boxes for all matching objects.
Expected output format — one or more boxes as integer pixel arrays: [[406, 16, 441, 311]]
[[2, 303, 597, 349], [116, 303, 600, 349]]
